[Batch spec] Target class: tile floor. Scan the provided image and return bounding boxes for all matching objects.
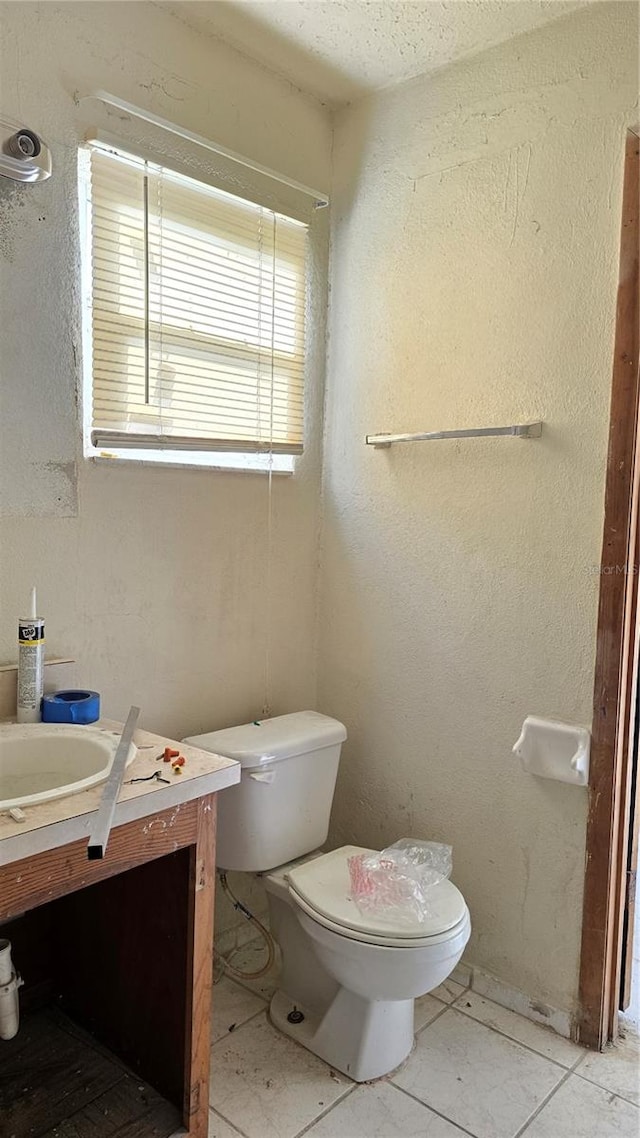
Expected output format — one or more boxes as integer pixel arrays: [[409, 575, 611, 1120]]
[[207, 943, 639, 1138]]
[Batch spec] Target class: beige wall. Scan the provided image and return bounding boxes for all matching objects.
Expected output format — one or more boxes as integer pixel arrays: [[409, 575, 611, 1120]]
[[0, 1, 331, 750], [319, 2, 639, 1016]]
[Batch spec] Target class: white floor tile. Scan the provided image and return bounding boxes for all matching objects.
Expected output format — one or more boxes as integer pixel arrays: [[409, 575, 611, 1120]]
[[415, 992, 445, 1032], [575, 1032, 640, 1106], [430, 979, 467, 1004], [209, 1012, 350, 1138], [211, 976, 267, 1044], [391, 1008, 564, 1138], [221, 939, 282, 1002], [452, 991, 584, 1067], [522, 1073, 639, 1137], [208, 1109, 245, 1137], [305, 1082, 468, 1137]]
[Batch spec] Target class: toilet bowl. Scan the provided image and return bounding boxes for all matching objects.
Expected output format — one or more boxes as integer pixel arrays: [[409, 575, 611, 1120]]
[[265, 845, 470, 1081], [183, 711, 471, 1082]]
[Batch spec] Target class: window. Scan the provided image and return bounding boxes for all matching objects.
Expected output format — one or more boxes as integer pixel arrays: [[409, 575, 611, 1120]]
[[79, 143, 308, 472]]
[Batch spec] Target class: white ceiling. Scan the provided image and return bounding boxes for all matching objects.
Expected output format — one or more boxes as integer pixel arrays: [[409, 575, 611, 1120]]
[[164, 0, 588, 106]]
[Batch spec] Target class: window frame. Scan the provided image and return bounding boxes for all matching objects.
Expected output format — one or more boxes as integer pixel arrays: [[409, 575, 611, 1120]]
[[78, 144, 309, 474]]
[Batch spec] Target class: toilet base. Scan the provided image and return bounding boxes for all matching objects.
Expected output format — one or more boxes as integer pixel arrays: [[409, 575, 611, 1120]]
[[270, 986, 415, 1082]]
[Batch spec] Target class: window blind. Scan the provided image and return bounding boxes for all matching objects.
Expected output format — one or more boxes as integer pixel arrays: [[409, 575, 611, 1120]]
[[87, 144, 308, 455]]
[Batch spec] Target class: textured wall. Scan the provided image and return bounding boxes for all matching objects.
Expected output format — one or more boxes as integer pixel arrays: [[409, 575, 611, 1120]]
[[0, 2, 331, 743], [319, 2, 639, 1016]]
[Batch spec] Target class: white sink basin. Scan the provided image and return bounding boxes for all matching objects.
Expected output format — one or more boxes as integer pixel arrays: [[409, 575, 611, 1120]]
[[0, 724, 137, 811]]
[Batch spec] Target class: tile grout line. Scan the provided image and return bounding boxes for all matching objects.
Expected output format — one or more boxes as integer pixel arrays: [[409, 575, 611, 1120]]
[[211, 1004, 270, 1049], [211, 1005, 358, 1137], [291, 1083, 359, 1138], [570, 1065, 640, 1109], [511, 1051, 587, 1138], [393, 1002, 586, 1138], [388, 1080, 481, 1138], [412, 984, 473, 1036], [209, 1103, 253, 1138], [448, 1002, 585, 1071]]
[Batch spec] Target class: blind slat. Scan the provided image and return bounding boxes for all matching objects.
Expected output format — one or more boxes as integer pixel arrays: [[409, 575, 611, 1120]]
[[88, 144, 308, 454], [91, 430, 303, 455], [91, 255, 305, 310], [92, 313, 305, 380]]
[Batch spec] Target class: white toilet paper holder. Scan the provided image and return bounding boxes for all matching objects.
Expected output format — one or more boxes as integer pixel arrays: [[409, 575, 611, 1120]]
[[512, 716, 590, 787]]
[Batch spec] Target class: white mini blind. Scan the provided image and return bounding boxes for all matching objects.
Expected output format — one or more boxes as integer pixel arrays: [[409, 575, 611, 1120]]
[[87, 144, 308, 455]]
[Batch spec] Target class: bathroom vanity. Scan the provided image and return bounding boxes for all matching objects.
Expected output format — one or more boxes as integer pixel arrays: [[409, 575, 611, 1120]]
[[0, 720, 240, 1138]]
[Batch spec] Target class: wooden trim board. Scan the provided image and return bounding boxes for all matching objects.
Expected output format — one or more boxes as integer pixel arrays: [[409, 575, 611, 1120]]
[[183, 796, 217, 1138], [577, 130, 640, 1048], [0, 799, 200, 923]]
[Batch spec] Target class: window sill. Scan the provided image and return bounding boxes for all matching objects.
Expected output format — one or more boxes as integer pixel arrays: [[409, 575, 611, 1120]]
[[85, 448, 295, 475]]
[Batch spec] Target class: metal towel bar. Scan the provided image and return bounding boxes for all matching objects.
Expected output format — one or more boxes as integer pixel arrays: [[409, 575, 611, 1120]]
[[365, 422, 543, 448]]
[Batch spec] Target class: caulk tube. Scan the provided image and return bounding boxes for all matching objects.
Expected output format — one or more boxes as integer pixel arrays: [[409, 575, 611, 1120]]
[[17, 586, 44, 723]]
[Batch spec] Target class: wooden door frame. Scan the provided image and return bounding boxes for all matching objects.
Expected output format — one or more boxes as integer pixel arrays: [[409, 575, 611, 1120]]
[[577, 127, 640, 1050]]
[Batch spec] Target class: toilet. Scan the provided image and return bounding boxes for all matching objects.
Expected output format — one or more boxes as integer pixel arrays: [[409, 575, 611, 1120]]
[[184, 710, 471, 1081]]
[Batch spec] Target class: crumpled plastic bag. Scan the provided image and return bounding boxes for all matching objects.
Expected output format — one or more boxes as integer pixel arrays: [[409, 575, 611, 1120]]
[[348, 839, 452, 925]]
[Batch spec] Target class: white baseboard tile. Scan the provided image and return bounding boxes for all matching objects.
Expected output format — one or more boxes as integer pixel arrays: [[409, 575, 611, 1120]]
[[464, 962, 573, 1040]]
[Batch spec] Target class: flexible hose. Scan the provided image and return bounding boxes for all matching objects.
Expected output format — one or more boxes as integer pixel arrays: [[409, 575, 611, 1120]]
[[214, 871, 276, 982]]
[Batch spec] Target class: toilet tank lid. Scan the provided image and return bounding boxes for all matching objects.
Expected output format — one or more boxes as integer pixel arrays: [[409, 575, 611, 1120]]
[[183, 711, 347, 769]]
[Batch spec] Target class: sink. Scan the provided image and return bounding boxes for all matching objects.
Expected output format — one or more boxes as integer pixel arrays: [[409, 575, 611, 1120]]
[[0, 724, 137, 811]]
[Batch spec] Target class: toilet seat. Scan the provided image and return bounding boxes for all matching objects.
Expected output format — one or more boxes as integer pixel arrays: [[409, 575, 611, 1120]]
[[287, 845, 468, 948], [291, 891, 470, 948]]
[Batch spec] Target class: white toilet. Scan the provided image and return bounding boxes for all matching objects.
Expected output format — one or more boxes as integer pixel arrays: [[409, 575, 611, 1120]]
[[184, 711, 471, 1081]]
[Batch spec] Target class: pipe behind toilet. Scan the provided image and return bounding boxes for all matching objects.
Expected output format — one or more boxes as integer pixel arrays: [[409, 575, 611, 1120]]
[[0, 939, 23, 1040]]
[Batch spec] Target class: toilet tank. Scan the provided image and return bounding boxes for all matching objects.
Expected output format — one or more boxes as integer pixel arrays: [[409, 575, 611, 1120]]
[[183, 711, 347, 872]]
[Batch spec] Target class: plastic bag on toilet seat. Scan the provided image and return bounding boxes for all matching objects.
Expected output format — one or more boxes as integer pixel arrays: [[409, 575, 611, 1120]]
[[347, 839, 452, 925]]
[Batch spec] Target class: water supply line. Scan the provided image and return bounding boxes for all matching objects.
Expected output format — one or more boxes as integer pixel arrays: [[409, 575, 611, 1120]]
[[214, 872, 276, 982]]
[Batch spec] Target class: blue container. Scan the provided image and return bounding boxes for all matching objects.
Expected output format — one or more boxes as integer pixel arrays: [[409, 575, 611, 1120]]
[[41, 689, 101, 724]]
